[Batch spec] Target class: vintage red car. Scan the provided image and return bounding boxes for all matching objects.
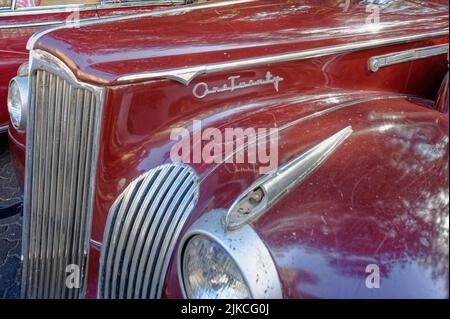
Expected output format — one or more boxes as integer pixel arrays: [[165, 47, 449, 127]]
[[0, 0, 193, 136], [6, 0, 449, 299]]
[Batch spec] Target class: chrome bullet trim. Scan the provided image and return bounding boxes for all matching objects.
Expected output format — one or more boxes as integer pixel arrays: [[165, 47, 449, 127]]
[[224, 126, 353, 231]]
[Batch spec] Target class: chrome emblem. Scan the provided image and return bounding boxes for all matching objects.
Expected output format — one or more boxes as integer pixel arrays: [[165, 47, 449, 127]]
[[192, 71, 284, 99]]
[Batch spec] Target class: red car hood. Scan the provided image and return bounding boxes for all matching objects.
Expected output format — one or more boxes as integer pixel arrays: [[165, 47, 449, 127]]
[[30, 0, 449, 85]]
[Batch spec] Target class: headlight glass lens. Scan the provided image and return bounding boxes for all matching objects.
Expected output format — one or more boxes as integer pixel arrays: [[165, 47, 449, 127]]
[[182, 235, 251, 299], [7, 81, 22, 129]]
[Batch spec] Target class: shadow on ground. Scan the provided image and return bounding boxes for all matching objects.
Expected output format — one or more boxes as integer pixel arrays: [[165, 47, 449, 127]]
[[0, 135, 22, 299]]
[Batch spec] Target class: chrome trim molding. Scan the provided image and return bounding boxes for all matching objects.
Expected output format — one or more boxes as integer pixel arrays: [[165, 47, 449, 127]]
[[98, 163, 199, 299], [224, 126, 353, 231], [0, 19, 78, 29], [0, 1, 186, 28], [0, 4, 98, 17], [21, 49, 104, 298], [0, 125, 8, 134], [116, 30, 449, 85], [199, 94, 408, 183], [96, 0, 186, 10], [17, 62, 30, 77], [26, 0, 254, 50], [369, 43, 449, 72], [178, 210, 283, 299]]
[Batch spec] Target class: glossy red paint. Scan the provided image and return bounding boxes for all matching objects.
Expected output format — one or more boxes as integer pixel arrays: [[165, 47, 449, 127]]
[[0, 10, 95, 131], [31, 0, 449, 86], [162, 95, 449, 299], [435, 72, 449, 115], [252, 98, 448, 298], [86, 244, 101, 299], [10, 0, 449, 298], [0, 2, 183, 133], [87, 42, 448, 244]]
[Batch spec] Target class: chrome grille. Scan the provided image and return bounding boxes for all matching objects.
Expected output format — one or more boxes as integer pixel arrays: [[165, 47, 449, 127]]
[[99, 164, 198, 299], [22, 67, 101, 299]]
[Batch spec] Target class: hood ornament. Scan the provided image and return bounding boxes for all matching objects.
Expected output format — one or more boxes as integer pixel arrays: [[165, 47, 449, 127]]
[[223, 126, 353, 231], [193, 71, 284, 99]]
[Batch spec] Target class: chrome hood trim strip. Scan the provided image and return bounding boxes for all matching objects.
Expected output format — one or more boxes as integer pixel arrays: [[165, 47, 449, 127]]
[[116, 29, 449, 86], [0, 18, 95, 29]]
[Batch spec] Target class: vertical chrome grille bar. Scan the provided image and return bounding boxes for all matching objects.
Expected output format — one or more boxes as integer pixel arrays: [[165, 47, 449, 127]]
[[22, 50, 103, 299], [28, 70, 46, 298], [54, 81, 74, 298], [36, 70, 52, 299], [73, 92, 95, 299], [57, 89, 82, 298], [45, 74, 57, 298], [45, 76, 65, 298]]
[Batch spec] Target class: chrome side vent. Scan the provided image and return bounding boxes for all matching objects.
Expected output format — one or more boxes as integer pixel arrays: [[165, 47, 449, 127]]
[[21, 55, 103, 299], [98, 164, 198, 299]]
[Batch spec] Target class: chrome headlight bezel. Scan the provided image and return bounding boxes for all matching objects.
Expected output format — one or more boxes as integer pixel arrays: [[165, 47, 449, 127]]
[[7, 75, 29, 132], [178, 210, 283, 299]]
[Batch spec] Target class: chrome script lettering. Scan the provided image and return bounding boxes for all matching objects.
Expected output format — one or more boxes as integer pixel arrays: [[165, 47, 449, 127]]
[[193, 71, 284, 99]]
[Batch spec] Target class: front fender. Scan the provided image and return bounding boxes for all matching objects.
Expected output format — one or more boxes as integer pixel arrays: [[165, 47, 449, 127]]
[[161, 92, 448, 299]]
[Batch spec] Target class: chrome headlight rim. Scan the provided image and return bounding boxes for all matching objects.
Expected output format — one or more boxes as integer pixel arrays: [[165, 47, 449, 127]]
[[178, 209, 283, 299], [7, 76, 29, 132]]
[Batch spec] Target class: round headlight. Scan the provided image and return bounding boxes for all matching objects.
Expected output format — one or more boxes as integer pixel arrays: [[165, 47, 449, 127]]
[[182, 235, 251, 299], [7, 77, 28, 132], [178, 210, 283, 299]]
